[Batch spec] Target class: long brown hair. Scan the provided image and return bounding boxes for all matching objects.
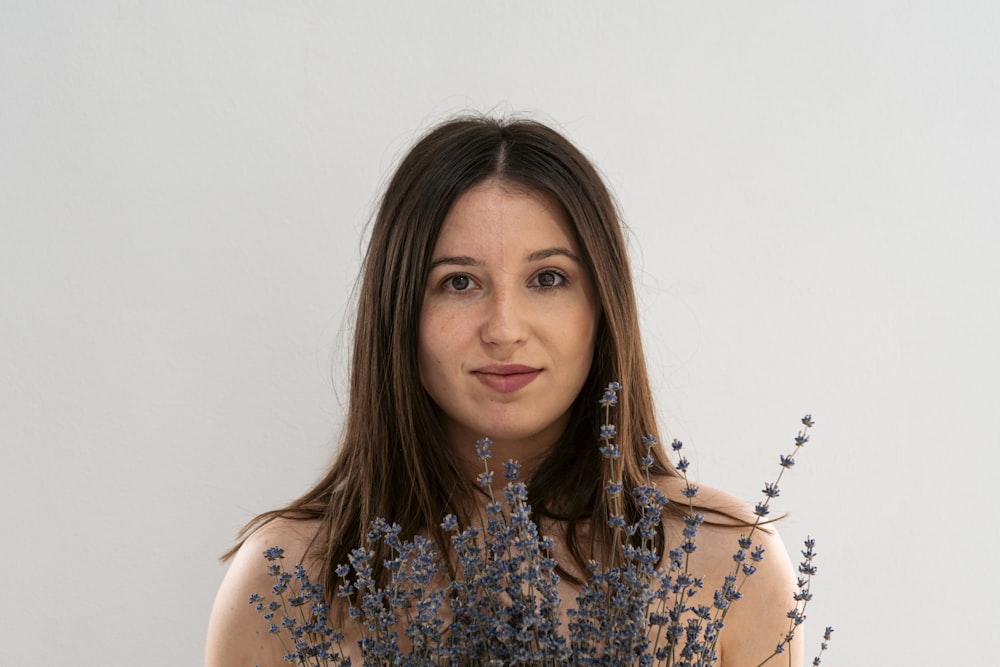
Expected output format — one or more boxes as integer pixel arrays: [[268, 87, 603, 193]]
[[227, 115, 681, 591]]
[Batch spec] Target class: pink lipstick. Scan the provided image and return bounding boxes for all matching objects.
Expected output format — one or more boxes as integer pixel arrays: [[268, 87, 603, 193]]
[[472, 364, 541, 394]]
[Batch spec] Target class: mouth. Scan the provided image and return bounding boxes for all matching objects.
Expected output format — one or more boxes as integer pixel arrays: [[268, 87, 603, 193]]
[[472, 365, 542, 394]]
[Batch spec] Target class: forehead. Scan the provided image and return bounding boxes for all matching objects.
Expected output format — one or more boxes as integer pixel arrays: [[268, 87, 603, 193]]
[[433, 180, 579, 255]]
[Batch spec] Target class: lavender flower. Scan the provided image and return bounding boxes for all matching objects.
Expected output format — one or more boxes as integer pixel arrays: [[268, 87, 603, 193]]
[[251, 385, 832, 666]]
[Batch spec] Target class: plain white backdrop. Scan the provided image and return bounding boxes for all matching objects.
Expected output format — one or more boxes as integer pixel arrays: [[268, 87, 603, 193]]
[[2, 2, 997, 664]]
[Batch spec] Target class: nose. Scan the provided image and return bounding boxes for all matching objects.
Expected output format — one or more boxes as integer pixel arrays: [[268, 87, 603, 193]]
[[480, 288, 528, 347]]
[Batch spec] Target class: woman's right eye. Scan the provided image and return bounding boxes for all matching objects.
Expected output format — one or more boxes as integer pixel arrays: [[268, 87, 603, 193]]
[[443, 274, 472, 291]]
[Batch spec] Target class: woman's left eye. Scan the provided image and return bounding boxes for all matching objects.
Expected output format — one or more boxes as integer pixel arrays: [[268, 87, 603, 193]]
[[532, 270, 566, 289]]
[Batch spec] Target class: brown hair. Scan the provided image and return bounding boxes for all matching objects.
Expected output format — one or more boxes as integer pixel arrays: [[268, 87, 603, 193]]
[[227, 115, 682, 591]]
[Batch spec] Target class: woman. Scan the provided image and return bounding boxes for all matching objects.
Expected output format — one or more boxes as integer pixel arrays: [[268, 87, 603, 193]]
[[205, 116, 801, 666]]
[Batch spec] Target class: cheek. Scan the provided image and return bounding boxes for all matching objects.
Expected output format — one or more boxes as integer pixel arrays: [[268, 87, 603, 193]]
[[568, 299, 600, 357], [421, 301, 469, 344], [417, 307, 454, 385]]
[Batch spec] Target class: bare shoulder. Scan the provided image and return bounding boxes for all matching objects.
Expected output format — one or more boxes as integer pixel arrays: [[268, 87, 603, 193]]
[[655, 477, 803, 667], [204, 518, 323, 667]]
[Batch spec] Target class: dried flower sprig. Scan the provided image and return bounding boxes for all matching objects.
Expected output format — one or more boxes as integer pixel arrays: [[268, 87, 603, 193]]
[[812, 626, 834, 665], [253, 546, 350, 666], [441, 437, 567, 664], [250, 384, 832, 666]]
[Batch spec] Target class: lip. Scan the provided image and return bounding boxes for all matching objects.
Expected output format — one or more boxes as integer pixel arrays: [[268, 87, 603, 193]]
[[472, 364, 542, 394]]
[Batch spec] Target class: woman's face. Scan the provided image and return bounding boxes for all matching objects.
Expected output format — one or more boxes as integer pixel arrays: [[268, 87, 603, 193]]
[[418, 180, 600, 461]]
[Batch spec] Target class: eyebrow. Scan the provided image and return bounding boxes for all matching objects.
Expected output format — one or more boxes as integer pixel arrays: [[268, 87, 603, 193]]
[[428, 247, 581, 271], [527, 247, 581, 263], [428, 256, 481, 270]]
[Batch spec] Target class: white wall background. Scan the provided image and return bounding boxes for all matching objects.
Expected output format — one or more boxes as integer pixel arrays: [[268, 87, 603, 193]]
[[2, 2, 997, 664]]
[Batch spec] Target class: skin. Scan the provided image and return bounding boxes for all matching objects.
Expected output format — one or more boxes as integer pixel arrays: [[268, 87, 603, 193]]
[[205, 497, 802, 666], [653, 481, 804, 666], [418, 180, 600, 476], [204, 181, 803, 666], [205, 517, 330, 666]]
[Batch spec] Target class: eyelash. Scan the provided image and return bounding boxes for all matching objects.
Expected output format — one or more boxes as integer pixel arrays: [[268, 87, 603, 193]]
[[442, 274, 476, 292], [531, 269, 568, 290], [439, 269, 569, 293]]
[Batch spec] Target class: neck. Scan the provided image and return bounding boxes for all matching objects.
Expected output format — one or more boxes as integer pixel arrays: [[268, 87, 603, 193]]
[[454, 436, 551, 485]]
